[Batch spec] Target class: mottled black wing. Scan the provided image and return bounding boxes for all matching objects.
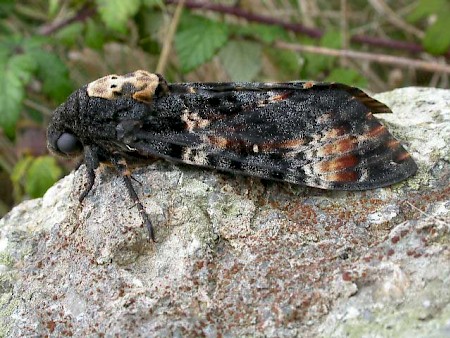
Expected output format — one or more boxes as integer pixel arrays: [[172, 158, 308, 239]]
[[80, 72, 416, 190]]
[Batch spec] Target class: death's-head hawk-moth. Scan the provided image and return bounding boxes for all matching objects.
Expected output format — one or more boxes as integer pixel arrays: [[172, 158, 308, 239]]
[[47, 70, 417, 240]]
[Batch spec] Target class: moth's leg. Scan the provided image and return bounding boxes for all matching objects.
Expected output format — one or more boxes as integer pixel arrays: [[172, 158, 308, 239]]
[[79, 145, 100, 203], [74, 157, 85, 171], [130, 175, 143, 186], [111, 155, 155, 242]]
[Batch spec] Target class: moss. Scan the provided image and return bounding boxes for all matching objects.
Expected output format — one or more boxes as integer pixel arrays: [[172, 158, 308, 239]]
[[0, 253, 14, 268], [0, 292, 20, 337]]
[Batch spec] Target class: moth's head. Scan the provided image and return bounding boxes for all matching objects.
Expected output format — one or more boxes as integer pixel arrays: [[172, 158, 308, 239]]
[[47, 128, 84, 158], [47, 88, 86, 158]]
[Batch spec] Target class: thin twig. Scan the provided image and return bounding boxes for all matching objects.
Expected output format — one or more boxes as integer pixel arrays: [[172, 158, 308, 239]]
[[340, 0, 349, 67], [156, 0, 185, 74], [274, 41, 450, 74], [38, 4, 96, 36], [23, 99, 53, 116]]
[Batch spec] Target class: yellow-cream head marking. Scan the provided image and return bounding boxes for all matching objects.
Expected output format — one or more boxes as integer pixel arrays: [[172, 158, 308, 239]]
[[86, 70, 160, 103]]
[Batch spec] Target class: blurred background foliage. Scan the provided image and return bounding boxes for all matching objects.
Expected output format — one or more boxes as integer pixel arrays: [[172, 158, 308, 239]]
[[0, 0, 449, 217]]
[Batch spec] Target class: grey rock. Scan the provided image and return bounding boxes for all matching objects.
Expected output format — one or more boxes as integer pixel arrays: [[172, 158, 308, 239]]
[[1, 87, 449, 337]]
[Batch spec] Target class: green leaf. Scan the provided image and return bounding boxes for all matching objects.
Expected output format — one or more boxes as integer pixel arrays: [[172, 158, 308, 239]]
[[36, 51, 73, 102], [136, 10, 164, 37], [232, 23, 287, 44], [320, 30, 342, 49], [11, 155, 33, 201], [0, 53, 37, 137], [22, 39, 73, 102], [85, 19, 106, 50], [54, 22, 84, 47], [0, 0, 14, 18], [48, 0, 59, 17], [219, 40, 261, 81], [136, 11, 164, 53], [11, 156, 33, 185], [25, 156, 62, 198], [406, 0, 450, 54], [423, 16, 450, 55], [142, 0, 164, 7], [325, 68, 367, 88], [96, 0, 141, 32], [300, 31, 341, 78], [175, 15, 229, 73], [265, 48, 302, 80], [407, 0, 446, 22]]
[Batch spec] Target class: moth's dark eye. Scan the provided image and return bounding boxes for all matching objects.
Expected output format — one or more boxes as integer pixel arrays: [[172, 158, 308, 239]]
[[56, 132, 83, 155]]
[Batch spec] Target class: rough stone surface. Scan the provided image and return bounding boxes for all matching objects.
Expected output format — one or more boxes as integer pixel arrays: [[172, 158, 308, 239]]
[[1, 87, 449, 337]]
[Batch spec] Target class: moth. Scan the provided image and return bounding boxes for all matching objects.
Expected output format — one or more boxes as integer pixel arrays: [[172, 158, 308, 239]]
[[47, 70, 417, 240]]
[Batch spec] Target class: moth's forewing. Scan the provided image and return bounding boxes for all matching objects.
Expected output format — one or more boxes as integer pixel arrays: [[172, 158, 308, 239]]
[[106, 76, 417, 190]]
